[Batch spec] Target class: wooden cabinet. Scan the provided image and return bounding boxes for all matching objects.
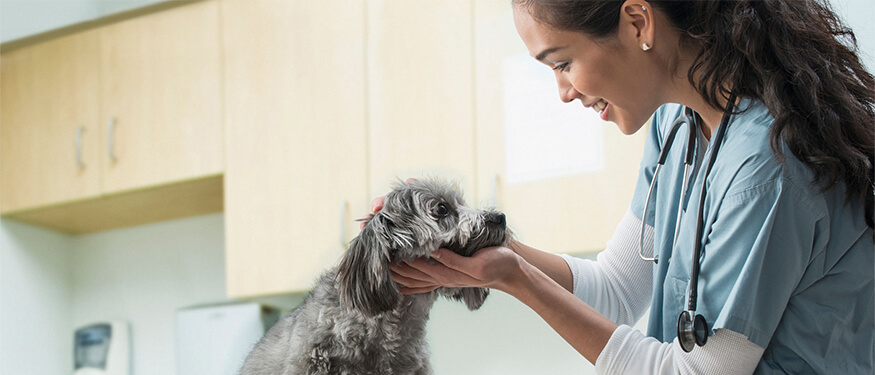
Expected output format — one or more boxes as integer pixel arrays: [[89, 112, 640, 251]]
[[0, 30, 102, 213], [98, 0, 223, 193], [222, 0, 479, 297], [221, 0, 368, 297], [367, 0, 477, 199], [473, 0, 647, 254], [0, 1, 223, 234]]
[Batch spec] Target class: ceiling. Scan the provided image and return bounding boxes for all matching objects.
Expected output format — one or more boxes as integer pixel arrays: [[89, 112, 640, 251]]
[[0, 0, 166, 44]]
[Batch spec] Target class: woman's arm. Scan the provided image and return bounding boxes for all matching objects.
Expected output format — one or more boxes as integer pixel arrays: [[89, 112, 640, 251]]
[[393, 247, 764, 374], [500, 252, 620, 363], [506, 240, 574, 292], [393, 209, 654, 325], [398, 246, 618, 363]]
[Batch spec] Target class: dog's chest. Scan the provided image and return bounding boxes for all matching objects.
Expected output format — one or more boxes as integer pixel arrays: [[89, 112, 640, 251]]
[[298, 299, 434, 374]]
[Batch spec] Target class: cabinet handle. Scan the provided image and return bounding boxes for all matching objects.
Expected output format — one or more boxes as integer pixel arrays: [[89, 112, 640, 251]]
[[108, 117, 118, 163], [75, 126, 86, 169], [339, 200, 349, 248]]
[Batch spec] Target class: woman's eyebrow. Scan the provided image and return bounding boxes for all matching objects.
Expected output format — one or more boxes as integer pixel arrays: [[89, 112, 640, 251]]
[[535, 46, 566, 62]]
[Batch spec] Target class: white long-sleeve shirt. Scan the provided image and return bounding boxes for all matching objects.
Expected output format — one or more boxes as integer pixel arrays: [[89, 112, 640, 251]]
[[559, 210, 765, 374]]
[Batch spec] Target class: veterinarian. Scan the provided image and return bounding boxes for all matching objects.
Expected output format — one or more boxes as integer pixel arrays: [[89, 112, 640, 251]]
[[384, 0, 874, 374]]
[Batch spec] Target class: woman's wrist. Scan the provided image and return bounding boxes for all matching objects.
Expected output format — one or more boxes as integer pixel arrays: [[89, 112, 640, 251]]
[[506, 240, 574, 292], [493, 252, 538, 296]]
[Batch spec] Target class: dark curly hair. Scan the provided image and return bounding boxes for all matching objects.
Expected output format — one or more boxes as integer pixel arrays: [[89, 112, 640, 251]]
[[514, 0, 875, 229]]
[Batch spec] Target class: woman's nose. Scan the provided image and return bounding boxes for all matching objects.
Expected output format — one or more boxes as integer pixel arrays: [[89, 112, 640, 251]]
[[556, 76, 581, 103]]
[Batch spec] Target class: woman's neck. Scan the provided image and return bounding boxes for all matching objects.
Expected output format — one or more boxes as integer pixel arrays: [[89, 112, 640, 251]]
[[665, 51, 734, 141], [669, 84, 733, 141]]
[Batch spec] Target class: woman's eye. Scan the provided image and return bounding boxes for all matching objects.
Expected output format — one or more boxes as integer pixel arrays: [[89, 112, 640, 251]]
[[434, 203, 449, 217], [552, 62, 569, 72]]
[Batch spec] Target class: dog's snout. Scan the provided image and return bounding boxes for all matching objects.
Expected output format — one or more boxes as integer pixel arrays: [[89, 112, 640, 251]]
[[486, 213, 506, 227]]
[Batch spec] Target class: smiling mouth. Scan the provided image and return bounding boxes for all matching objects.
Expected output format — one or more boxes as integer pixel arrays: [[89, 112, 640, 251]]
[[592, 98, 608, 114], [588, 98, 610, 121]]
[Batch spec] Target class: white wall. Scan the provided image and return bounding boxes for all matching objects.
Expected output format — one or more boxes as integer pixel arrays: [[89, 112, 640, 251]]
[[833, 0, 875, 71], [69, 214, 228, 375], [0, 220, 73, 375]]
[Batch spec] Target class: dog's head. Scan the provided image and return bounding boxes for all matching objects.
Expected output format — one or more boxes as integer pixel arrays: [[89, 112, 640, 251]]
[[336, 179, 510, 316]]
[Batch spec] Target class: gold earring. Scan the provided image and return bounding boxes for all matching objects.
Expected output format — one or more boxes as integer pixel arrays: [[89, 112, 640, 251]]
[[642, 43, 651, 51]]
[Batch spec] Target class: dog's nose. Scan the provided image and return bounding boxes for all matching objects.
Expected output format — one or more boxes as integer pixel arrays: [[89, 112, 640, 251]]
[[487, 213, 506, 227]]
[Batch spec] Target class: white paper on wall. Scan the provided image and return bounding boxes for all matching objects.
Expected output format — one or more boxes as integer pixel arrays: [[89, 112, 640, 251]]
[[501, 53, 606, 185]]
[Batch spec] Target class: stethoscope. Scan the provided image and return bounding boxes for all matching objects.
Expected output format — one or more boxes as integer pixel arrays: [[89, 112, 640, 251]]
[[638, 93, 737, 353]]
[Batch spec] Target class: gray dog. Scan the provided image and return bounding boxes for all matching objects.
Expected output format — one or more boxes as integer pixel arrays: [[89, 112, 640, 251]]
[[238, 179, 511, 375]]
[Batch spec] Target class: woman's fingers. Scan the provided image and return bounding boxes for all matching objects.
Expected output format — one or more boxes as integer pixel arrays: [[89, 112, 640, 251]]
[[390, 262, 442, 295], [390, 262, 434, 282], [430, 246, 522, 289], [390, 270, 436, 290], [370, 195, 385, 213], [390, 246, 521, 293], [360, 196, 386, 229], [405, 256, 482, 287]]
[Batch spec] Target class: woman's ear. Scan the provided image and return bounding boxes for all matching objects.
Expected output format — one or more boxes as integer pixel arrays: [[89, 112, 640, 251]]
[[620, 0, 654, 51]]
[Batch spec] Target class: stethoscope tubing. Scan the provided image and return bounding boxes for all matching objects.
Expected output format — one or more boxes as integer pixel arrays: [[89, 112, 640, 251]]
[[637, 107, 697, 263], [689, 93, 737, 313], [637, 93, 738, 352]]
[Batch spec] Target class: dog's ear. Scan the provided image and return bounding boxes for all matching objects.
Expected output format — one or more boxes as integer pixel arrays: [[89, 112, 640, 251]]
[[336, 215, 401, 317], [447, 287, 490, 311]]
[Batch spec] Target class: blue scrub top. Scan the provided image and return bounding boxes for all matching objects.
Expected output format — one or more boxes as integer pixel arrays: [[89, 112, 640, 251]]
[[629, 99, 874, 374]]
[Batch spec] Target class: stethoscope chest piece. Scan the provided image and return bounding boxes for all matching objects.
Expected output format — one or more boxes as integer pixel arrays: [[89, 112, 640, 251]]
[[677, 310, 709, 353]]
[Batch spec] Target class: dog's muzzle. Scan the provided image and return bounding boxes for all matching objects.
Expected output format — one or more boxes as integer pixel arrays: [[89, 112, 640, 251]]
[[486, 212, 506, 228]]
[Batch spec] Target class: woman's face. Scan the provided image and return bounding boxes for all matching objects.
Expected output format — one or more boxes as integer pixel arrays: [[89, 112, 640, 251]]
[[512, 4, 666, 135]]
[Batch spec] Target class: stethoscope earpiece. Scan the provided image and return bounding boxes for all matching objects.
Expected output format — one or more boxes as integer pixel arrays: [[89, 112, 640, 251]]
[[677, 310, 709, 352]]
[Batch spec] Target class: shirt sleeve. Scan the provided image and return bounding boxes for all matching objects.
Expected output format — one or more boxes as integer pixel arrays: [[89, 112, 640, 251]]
[[595, 325, 764, 374], [559, 209, 654, 326], [697, 177, 822, 347]]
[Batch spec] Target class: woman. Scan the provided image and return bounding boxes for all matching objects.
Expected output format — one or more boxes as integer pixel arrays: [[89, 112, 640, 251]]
[[384, 0, 874, 373]]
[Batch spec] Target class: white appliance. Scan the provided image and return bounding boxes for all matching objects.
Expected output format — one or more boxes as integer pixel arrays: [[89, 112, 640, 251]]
[[73, 321, 130, 375], [175, 302, 280, 375]]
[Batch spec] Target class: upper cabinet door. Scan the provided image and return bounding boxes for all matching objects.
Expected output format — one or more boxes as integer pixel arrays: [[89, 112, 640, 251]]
[[367, 0, 477, 199], [222, 0, 368, 297], [0, 30, 101, 213], [474, 0, 647, 254], [99, 1, 223, 194]]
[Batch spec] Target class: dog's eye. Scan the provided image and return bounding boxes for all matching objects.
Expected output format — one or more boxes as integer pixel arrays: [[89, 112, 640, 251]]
[[434, 203, 450, 218]]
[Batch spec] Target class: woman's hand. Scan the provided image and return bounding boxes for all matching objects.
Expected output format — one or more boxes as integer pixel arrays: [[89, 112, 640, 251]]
[[359, 195, 385, 229], [363, 178, 525, 294], [389, 246, 524, 294]]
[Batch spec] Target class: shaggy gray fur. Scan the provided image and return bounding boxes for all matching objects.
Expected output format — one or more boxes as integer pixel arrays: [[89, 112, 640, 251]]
[[238, 179, 511, 375]]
